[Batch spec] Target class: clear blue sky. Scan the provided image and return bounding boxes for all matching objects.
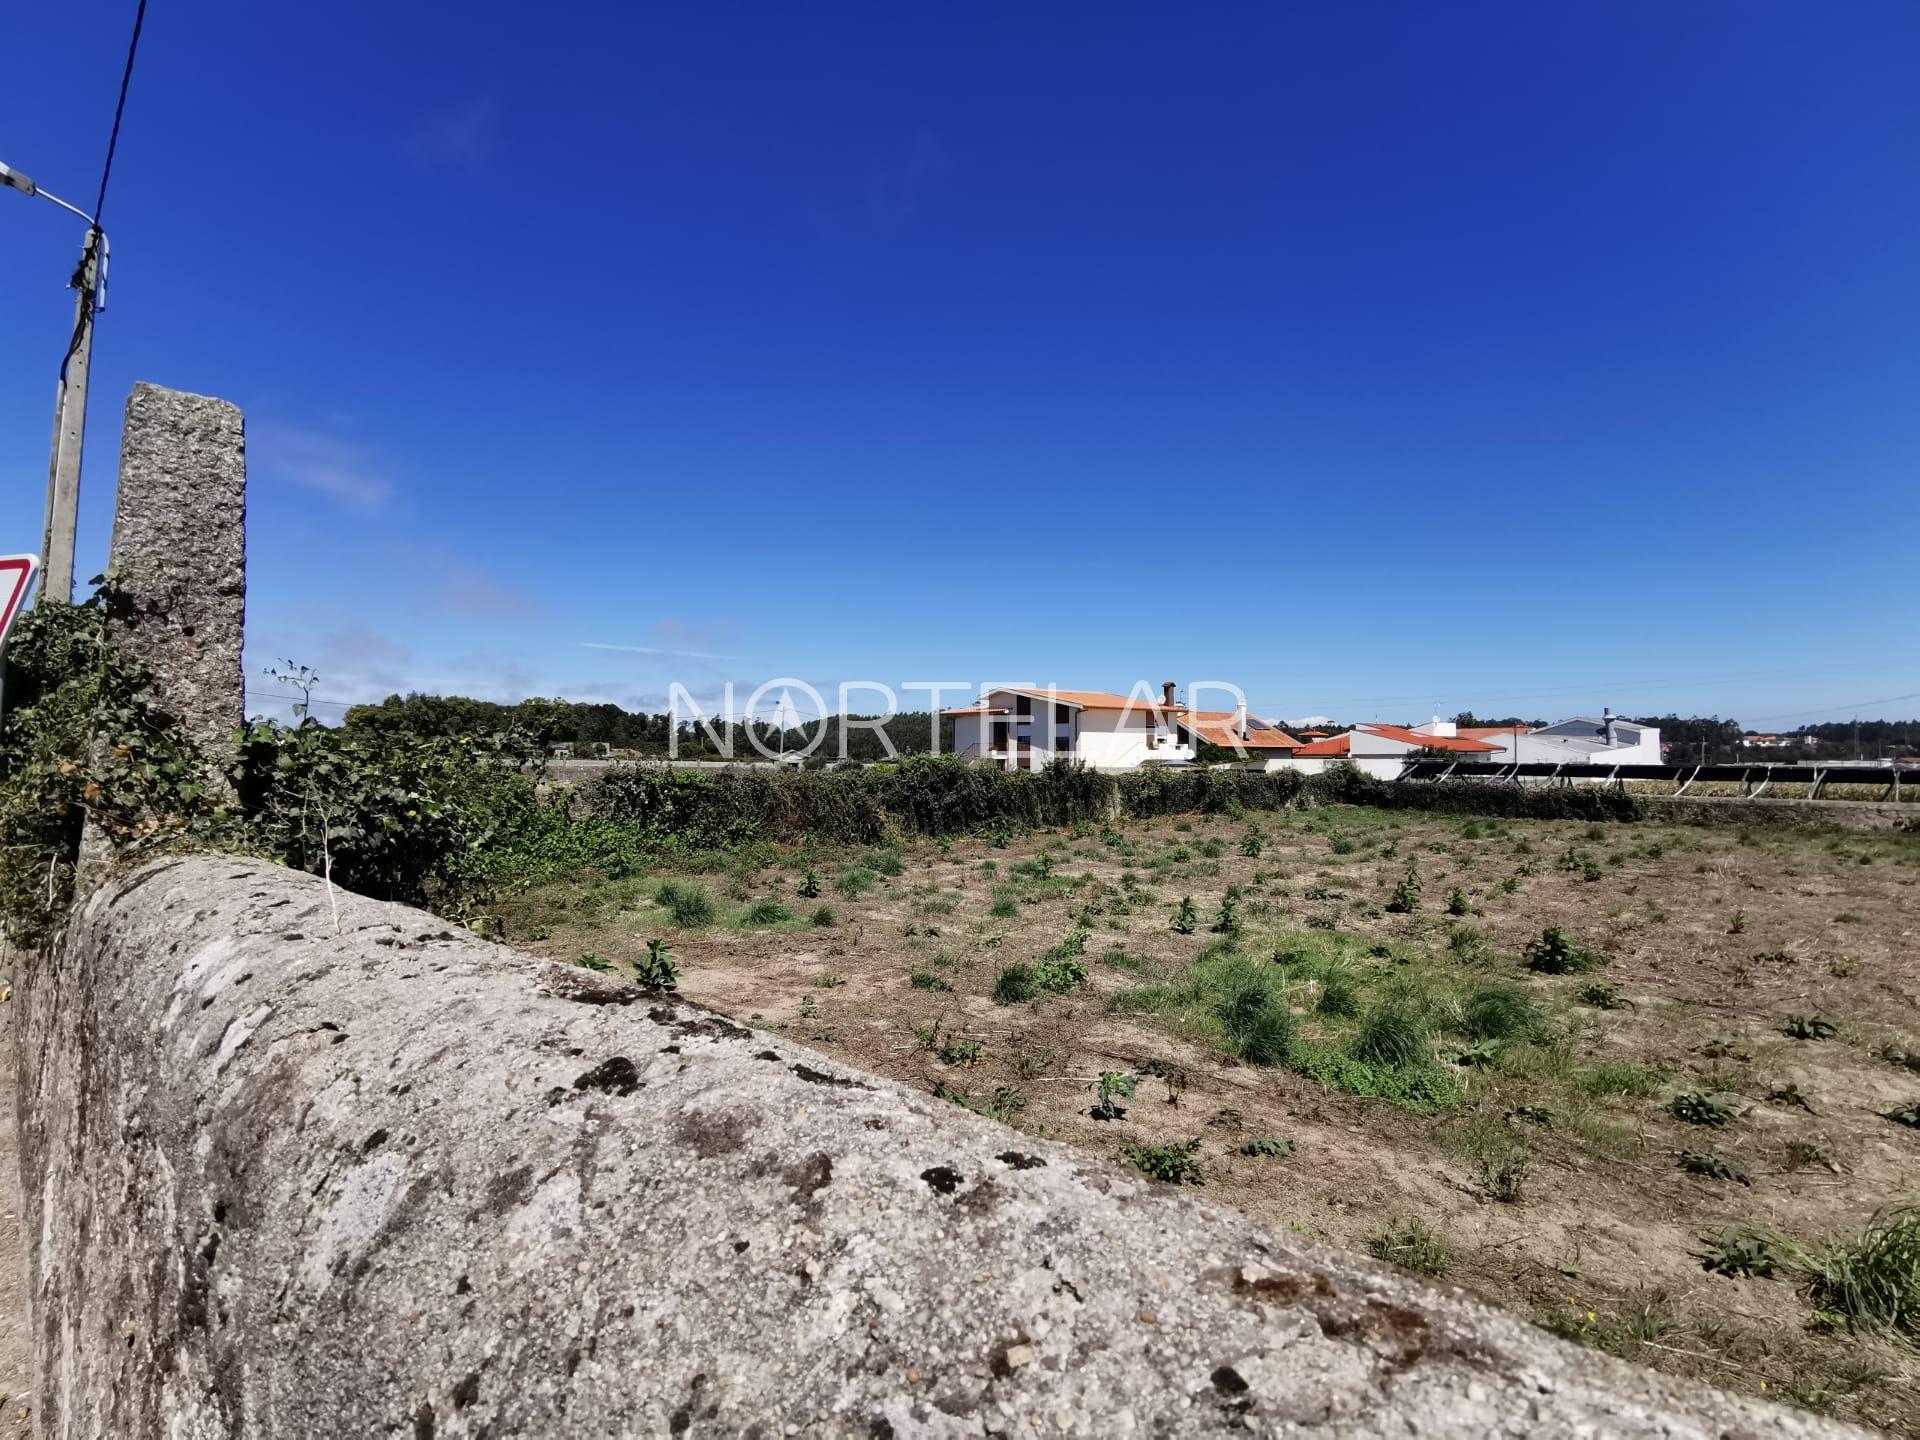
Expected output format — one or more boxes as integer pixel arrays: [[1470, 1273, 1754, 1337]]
[[6, 3, 1917, 728]]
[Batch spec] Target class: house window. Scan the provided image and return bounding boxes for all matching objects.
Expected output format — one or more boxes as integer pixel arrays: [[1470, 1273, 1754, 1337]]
[[1014, 694, 1032, 717], [991, 721, 1009, 751], [1054, 704, 1071, 727]]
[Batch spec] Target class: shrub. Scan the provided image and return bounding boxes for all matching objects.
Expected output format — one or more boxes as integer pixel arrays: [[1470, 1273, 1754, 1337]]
[[1523, 927, 1604, 974], [635, 937, 678, 991], [1350, 1002, 1430, 1068], [1210, 894, 1240, 934], [1238, 828, 1264, 858], [1367, 1218, 1452, 1277], [655, 880, 716, 928], [1121, 1138, 1204, 1185]]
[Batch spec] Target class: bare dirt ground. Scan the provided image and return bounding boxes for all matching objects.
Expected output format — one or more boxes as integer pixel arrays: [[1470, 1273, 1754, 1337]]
[[509, 806, 1920, 1431]]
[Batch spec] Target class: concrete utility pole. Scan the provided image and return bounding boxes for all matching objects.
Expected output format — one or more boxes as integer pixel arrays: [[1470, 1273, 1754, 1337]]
[[3, 160, 108, 606]]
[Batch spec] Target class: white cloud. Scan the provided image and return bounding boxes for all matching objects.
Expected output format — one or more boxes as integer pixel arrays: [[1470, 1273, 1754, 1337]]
[[251, 420, 393, 514]]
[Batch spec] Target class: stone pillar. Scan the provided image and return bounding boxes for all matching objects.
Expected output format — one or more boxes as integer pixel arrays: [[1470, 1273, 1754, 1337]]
[[107, 383, 247, 750]]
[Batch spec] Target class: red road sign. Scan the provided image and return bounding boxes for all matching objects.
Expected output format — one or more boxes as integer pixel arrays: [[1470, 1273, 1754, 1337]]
[[0, 555, 38, 647]]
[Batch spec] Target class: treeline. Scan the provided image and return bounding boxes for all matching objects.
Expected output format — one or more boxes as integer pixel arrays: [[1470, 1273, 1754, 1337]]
[[1630, 714, 1919, 765], [343, 693, 955, 762]]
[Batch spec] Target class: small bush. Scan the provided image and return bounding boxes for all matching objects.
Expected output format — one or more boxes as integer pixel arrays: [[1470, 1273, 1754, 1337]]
[[1121, 1138, 1204, 1185], [1210, 894, 1240, 934], [1367, 1217, 1453, 1277], [1446, 887, 1471, 916], [655, 880, 716, 928], [1238, 828, 1263, 858], [1092, 1071, 1137, 1120], [1669, 1091, 1736, 1127], [1523, 927, 1604, 974]]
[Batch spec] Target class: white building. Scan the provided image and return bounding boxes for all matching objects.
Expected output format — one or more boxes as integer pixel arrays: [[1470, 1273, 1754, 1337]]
[[947, 685, 1193, 771], [1451, 711, 1662, 767], [1282, 723, 1500, 779]]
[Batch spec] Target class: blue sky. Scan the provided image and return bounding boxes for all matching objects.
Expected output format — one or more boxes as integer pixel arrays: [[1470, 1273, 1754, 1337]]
[[5, 2, 1917, 728]]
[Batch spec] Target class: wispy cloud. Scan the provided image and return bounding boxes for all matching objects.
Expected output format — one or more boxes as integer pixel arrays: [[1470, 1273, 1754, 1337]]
[[577, 641, 747, 662], [251, 420, 393, 514], [407, 99, 500, 174]]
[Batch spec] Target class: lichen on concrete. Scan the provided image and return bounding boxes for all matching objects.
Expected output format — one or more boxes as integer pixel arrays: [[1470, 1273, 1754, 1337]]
[[12, 855, 1862, 1437]]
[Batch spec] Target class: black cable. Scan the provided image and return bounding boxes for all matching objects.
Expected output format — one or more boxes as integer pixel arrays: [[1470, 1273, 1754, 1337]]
[[93, 0, 148, 230]]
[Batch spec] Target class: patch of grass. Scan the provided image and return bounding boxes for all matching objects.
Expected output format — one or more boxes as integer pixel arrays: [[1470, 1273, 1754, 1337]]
[[1523, 927, 1604, 974], [938, 1035, 983, 1067], [834, 868, 875, 899], [1805, 1203, 1920, 1341], [1459, 985, 1546, 1043], [993, 964, 1039, 1005], [1121, 1138, 1204, 1185], [1451, 1115, 1531, 1202], [988, 886, 1019, 919], [1574, 981, 1628, 1010], [654, 879, 717, 929], [1366, 1217, 1453, 1277], [1291, 1046, 1461, 1113], [808, 904, 836, 927], [910, 970, 952, 992]]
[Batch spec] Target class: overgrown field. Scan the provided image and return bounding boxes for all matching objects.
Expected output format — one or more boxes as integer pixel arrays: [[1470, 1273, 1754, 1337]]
[[502, 806, 1920, 1431]]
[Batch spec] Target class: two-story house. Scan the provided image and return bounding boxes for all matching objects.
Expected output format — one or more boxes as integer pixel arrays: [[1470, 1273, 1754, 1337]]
[[947, 684, 1193, 771]]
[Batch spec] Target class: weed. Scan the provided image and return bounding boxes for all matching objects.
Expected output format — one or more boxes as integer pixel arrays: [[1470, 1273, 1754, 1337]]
[[1121, 1138, 1204, 1185], [1558, 846, 1603, 882], [635, 937, 678, 991], [654, 880, 716, 928], [1669, 1091, 1736, 1127], [1783, 1139, 1839, 1173], [1780, 1013, 1839, 1041], [1197, 837, 1225, 860], [1092, 1071, 1137, 1120], [1574, 981, 1628, 1010], [1699, 1224, 1792, 1278], [1523, 927, 1604, 974], [1210, 894, 1240, 934], [1447, 924, 1497, 967], [1171, 896, 1198, 934], [1385, 862, 1422, 914], [573, 953, 612, 973], [1366, 1217, 1453, 1277], [1678, 1149, 1751, 1184], [808, 904, 836, 928], [910, 970, 952, 992], [814, 972, 846, 989], [939, 1036, 983, 1067], [934, 1081, 1025, 1124], [1239, 1136, 1294, 1157], [1728, 910, 1750, 934], [1453, 1116, 1531, 1201], [797, 868, 821, 899], [1446, 887, 1472, 916], [1238, 828, 1264, 858], [1887, 1101, 1920, 1129]]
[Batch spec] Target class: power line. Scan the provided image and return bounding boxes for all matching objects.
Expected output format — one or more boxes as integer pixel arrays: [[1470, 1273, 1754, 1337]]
[[93, 0, 148, 228]]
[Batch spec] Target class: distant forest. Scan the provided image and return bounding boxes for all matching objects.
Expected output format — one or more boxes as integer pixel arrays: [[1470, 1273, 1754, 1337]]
[[340, 694, 1917, 767]]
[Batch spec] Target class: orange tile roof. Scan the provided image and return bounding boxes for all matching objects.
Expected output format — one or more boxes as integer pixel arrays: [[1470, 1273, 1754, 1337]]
[[1457, 725, 1526, 741], [1293, 734, 1351, 757], [1180, 712, 1302, 751], [942, 706, 1008, 716], [1359, 724, 1500, 753], [950, 687, 1183, 713]]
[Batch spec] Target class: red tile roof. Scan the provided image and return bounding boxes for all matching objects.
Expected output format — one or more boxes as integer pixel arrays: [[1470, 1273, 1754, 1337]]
[[1359, 724, 1500, 753], [1457, 725, 1526, 741], [1179, 712, 1302, 751], [1292, 734, 1351, 757], [946, 687, 1183, 715]]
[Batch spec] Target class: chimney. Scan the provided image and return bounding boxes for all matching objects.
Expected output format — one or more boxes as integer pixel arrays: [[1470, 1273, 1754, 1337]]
[[1162, 680, 1176, 709], [1602, 707, 1616, 746], [1235, 701, 1249, 740]]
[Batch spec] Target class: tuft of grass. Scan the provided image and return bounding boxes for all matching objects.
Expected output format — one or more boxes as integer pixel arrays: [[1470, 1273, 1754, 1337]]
[[910, 970, 952, 992], [1805, 1203, 1920, 1341], [1217, 976, 1292, 1067], [654, 879, 717, 929], [1678, 1149, 1750, 1184], [1452, 1115, 1531, 1202], [1574, 1062, 1666, 1097], [1523, 927, 1604, 974], [988, 886, 1020, 918], [738, 898, 793, 927], [1121, 1138, 1204, 1185], [1366, 1217, 1453, 1277], [1446, 924, 1497, 967], [808, 904, 836, 928], [1460, 985, 1546, 1043], [1350, 1001, 1431, 1068], [993, 964, 1039, 1005], [1311, 964, 1362, 1019], [834, 867, 876, 899]]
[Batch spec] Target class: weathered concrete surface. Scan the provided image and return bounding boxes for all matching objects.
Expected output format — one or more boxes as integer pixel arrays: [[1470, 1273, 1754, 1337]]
[[107, 383, 246, 752], [17, 858, 1858, 1438]]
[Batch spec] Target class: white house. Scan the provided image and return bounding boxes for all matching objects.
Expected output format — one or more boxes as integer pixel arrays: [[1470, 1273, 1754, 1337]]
[[1176, 706, 1304, 771], [1446, 711, 1662, 767], [1281, 724, 1500, 779], [947, 684, 1194, 771]]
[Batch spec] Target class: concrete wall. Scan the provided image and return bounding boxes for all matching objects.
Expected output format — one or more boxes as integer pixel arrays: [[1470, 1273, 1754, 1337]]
[[15, 857, 1852, 1439]]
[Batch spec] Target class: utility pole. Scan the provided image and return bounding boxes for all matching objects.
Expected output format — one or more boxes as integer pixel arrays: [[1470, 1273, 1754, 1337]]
[[42, 229, 102, 604], [3, 161, 108, 607]]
